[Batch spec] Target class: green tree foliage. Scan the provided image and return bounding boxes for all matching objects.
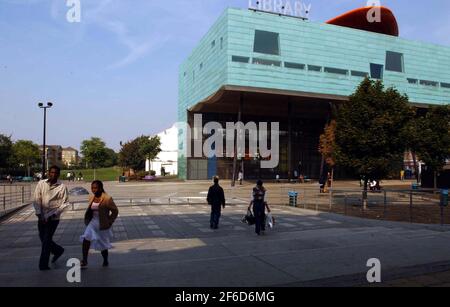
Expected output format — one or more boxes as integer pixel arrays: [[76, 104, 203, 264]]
[[412, 106, 450, 188], [11, 140, 40, 177], [0, 134, 13, 169], [80, 137, 109, 169], [119, 136, 161, 172], [335, 78, 414, 198], [100, 148, 118, 168]]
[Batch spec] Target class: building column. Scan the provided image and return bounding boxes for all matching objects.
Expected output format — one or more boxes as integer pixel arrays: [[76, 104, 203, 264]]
[[288, 100, 292, 181], [232, 94, 244, 187]]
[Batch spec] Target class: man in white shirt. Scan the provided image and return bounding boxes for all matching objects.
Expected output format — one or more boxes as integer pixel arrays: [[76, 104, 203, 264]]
[[33, 165, 69, 271]]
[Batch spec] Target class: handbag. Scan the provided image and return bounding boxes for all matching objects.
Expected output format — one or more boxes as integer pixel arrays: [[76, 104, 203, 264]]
[[242, 210, 256, 226]]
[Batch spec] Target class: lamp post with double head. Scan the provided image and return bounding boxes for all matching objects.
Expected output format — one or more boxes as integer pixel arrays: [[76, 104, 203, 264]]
[[38, 102, 53, 179]]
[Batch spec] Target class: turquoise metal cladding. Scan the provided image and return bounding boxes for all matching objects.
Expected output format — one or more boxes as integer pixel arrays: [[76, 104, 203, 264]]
[[178, 10, 229, 179], [178, 8, 450, 178]]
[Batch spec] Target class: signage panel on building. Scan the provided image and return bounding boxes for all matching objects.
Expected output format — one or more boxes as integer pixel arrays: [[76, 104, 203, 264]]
[[248, 0, 311, 19]]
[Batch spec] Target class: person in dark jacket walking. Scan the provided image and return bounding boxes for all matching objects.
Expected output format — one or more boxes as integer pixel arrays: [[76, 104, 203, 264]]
[[207, 176, 226, 229]]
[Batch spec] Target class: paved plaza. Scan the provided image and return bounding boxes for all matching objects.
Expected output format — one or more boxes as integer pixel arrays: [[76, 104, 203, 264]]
[[1, 181, 450, 287]]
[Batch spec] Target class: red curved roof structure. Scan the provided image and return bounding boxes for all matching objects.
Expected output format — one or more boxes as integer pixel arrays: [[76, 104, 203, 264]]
[[326, 6, 399, 37]]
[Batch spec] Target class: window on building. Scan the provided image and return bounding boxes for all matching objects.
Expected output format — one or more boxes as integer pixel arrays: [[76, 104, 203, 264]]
[[370, 63, 384, 79], [386, 51, 404, 72], [441, 82, 450, 89], [253, 58, 281, 67], [193, 70, 195, 82], [199, 63, 203, 70], [407, 78, 418, 84], [211, 40, 216, 48], [253, 30, 280, 55], [308, 65, 322, 72], [324, 67, 348, 75], [232, 56, 250, 63], [351, 71, 369, 77], [420, 80, 438, 87], [285, 62, 305, 70], [220, 37, 223, 50]]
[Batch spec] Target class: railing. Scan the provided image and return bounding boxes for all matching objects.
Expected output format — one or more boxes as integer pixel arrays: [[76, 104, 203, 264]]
[[273, 187, 448, 226], [66, 186, 449, 225], [0, 184, 33, 215]]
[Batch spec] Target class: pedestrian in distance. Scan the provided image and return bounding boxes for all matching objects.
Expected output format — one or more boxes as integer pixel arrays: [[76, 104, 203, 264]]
[[33, 165, 69, 271], [207, 176, 226, 229], [248, 180, 271, 236], [80, 180, 119, 268], [238, 171, 243, 185]]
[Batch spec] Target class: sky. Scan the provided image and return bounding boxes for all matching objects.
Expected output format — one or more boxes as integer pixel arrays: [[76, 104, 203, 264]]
[[1, 0, 450, 152]]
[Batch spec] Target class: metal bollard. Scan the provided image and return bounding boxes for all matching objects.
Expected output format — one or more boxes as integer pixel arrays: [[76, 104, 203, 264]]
[[383, 190, 387, 218], [409, 191, 413, 223], [3, 195, 5, 211], [361, 191, 365, 215], [329, 190, 333, 211], [22, 186, 25, 204], [344, 193, 348, 216]]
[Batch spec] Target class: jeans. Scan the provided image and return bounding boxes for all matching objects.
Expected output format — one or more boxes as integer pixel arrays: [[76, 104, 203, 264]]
[[210, 206, 222, 228], [253, 202, 266, 235], [38, 219, 64, 269]]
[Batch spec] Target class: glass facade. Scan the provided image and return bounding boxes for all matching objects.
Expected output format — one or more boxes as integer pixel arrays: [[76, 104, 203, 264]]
[[386, 51, 404, 72], [232, 56, 250, 63], [253, 30, 280, 55], [370, 63, 384, 79]]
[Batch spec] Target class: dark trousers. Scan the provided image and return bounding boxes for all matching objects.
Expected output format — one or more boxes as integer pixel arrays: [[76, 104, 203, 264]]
[[38, 219, 63, 269], [253, 202, 266, 235], [210, 206, 222, 228]]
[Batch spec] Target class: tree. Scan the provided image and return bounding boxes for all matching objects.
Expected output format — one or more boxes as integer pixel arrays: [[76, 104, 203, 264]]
[[335, 78, 414, 206], [402, 108, 427, 184], [0, 134, 13, 169], [119, 136, 161, 172], [413, 105, 450, 189], [319, 120, 337, 188], [11, 140, 40, 177], [101, 148, 118, 168], [80, 137, 109, 180]]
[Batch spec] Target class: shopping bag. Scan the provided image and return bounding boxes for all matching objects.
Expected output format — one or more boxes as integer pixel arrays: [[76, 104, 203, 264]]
[[265, 213, 275, 229]]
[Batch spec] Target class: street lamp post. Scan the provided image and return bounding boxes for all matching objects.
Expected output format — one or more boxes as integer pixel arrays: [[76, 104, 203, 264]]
[[38, 102, 53, 179]]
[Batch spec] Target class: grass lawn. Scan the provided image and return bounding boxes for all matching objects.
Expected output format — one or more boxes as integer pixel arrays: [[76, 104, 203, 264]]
[[61, 167, 123, 182]]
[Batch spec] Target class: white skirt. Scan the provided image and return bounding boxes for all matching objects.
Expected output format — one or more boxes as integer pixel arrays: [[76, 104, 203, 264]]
[[80, 213, 113, 251]]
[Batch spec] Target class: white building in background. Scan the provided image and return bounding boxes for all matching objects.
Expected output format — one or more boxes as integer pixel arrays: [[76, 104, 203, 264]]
[[145, 124, 178, 176]]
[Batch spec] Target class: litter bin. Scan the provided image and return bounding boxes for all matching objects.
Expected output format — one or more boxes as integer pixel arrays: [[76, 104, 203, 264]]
[[289, 191, 298, 207], [440, 189, 449, 207], [119, 176, 126, 183], [412, 183, 420, 191]]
